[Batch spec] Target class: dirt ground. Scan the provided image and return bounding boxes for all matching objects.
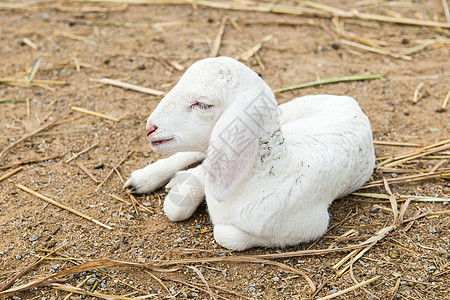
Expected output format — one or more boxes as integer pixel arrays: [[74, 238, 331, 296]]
[[0, 0, 449, 299]]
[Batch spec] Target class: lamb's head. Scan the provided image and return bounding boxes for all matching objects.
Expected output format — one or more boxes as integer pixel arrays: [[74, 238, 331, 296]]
[[145, 56, 265, 154]]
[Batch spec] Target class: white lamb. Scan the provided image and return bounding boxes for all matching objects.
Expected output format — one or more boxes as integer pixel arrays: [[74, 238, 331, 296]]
[[124, 57, 375, 251]]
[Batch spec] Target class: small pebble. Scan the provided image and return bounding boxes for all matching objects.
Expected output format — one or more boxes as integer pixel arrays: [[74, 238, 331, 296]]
[[370, 206, 380, 213], [219, 253, 226, 257], [391, 173, 398, 178], [15, 254, 22, 260], [86, 278, 98, 286], [51, 264, 59, 270], [429, 228, 437, 233], [142, 202, 152, 207], [137, 62, 146, 70], [29, 235, 40, 242], [272, 276, 280, 281]]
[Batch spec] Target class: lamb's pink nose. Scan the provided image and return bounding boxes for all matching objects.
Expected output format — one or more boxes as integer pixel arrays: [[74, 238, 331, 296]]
[[146, 124, 157, 136]]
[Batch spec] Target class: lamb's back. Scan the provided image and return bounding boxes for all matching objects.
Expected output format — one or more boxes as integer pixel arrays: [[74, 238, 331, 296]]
[[280, 95, 375, 199]]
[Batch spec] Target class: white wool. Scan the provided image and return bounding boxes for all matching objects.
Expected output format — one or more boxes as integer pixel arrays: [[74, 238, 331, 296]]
[[125, 57, 375, 251]]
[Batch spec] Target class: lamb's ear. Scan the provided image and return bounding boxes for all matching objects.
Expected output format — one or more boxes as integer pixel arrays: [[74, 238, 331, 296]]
[[206, 101, 259, 201]]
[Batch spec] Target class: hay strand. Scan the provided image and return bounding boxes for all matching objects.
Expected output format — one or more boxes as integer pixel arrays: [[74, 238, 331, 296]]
[[96, 151, 133, 192], [71, 106, 119, 122], [351, 192, 449, 202], [273, 74, 382, 93], [443, 0, 450, 23], [76, 162, 100, 183], [378, 139, 450, 167], [0, 167, 23, 182], [236, 34, 272, 61], [55, 30, 97, 47], [89, 77, 164, 96], [0, 154, 61, 170], [66, 141, 100, 163], [62, 275, 92, 300], [17, 184, 112, 230], [373, 140, 420, 147], [340, 39, 412, 60], [402, 36, 448, 55], [210, 16, 227, 57], [439, 89, 450, 111], [52, 283, 138, 300], [412, 82, 425, 103], [0, 98, 27, 104], [62, 0, 450, 28], [138, 52, 184, 71], [317, 276, 379, 300], [0, 243, 68, 292], [362, 171, 449, 188], [0, 78, 68, 85], [26, 58, 42, 83], [22, 37, 37, 49], [0, 117, 60, 162]]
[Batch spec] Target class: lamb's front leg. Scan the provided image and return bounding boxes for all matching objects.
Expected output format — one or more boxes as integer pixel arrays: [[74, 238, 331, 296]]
[[164, 164, 206, 221], [124, 152, 205, 194]]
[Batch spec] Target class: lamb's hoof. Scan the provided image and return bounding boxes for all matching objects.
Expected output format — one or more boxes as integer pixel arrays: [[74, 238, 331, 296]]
[[123, 178, 134, 190], [123, 168, 169, 194]]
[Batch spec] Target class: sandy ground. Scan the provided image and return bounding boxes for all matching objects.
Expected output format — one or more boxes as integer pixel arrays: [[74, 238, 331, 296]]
[[0, 0, 449, 299]]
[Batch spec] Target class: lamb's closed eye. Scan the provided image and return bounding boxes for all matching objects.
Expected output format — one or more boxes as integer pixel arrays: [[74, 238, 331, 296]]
[[191, 101, 214, 111]]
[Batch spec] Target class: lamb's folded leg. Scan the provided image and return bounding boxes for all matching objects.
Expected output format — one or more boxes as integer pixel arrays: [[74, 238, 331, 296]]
[[124, 152, 205, 194], [164, 164, 206, 221], [213, 224, 266, 251]]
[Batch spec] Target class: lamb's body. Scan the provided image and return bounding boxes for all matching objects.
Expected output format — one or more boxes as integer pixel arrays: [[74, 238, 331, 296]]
[[207, 95, 374, 250], [125, 57, 375, 251]]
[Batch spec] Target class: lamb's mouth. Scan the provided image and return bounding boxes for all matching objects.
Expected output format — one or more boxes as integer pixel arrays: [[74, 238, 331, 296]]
[[151, 138, 174, 146]]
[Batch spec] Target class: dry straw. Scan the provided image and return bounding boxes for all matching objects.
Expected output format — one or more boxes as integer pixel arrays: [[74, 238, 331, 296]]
[[75, 0, 450, 28], [0, 243, 69, 292], [210, 16, 228, 57], [17, 184, 112, 230], [273, 74, 382, 93], [76, 162, 100, 183], [71, 106, 119, 122], [66, 141, 100, 163], [0, 167, 23, 182], [373, 140, 420, 147], [236, 34, 273, 61], [0, 154, 61, 170], [0, 118, 60, 161], [138, 52, 185, 70], [96, 151, 134, 192], [440, 89, 450, 111], [89, 77, 165, 96], [22, 37, 37, 49]]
